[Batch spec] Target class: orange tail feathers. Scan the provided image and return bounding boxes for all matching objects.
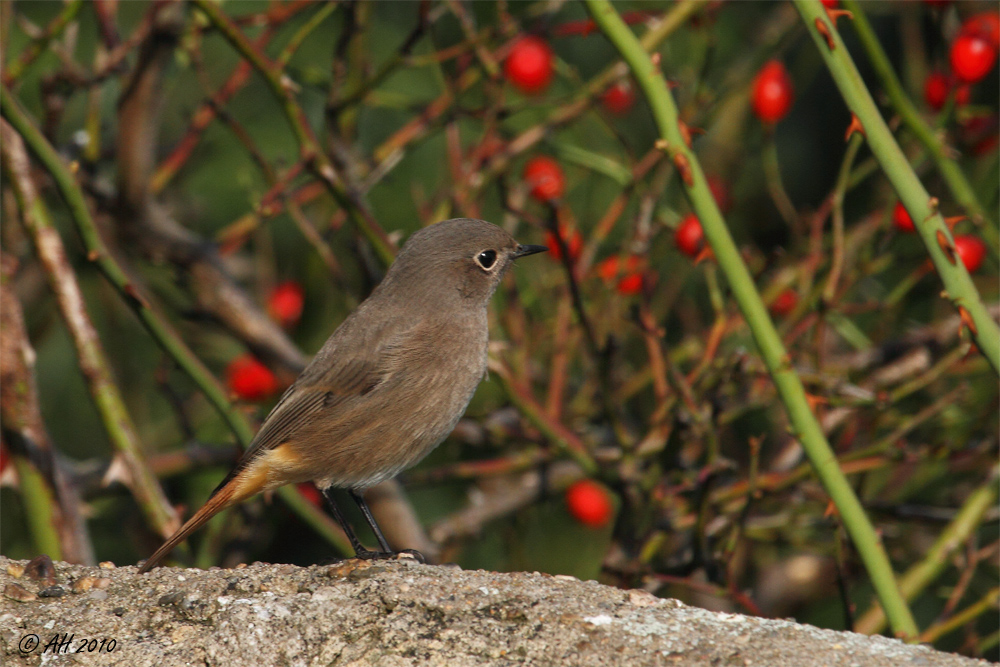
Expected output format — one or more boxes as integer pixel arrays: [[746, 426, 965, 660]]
[[138, 472, 263, 573]]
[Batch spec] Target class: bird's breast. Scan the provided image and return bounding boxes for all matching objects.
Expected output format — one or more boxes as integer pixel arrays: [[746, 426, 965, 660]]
[[303, 314, 490, 490]]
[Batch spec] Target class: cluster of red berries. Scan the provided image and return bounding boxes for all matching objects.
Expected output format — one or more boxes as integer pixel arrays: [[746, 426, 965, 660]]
[[892, 203, 986, 273], [923, 71, 969, 111], [924, 13, 998, 110], [513, 30, 729, 287], [542, 222, 645, 297], [511, 21, 990, 317], [506, 35, 637, 116], [597, 255, 644, 296], [226, 281, 307, 402], [544, 223, 582, 261]]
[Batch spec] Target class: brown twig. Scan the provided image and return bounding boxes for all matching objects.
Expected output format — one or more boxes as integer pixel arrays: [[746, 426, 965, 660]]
[[490, 359, 597, 475], [116, 8, 307, 373]]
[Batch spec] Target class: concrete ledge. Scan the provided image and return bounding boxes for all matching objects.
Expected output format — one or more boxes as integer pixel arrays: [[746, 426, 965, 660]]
[[0, 556, 986, 667]]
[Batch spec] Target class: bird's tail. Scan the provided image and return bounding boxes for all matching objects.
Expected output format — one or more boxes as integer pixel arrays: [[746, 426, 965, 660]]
[[138, 473, 259, 573]]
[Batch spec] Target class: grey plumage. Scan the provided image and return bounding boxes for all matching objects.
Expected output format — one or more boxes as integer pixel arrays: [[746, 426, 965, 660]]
[[139, 218, 546, 572]]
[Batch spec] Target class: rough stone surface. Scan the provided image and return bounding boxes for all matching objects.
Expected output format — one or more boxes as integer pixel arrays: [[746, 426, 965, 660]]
[[0, 556, 987, 666]]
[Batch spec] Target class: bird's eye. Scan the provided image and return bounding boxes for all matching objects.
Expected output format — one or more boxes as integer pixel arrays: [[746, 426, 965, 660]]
[[476, 250, 498, 270]]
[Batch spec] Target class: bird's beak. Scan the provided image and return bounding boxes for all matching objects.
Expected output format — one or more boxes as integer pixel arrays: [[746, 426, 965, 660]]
[[514, 244, 548, 259]]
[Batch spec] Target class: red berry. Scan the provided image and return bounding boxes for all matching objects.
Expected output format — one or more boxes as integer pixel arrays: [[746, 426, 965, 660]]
[[953, 234, 987, 273], [820, 0, 838, 7], [924, 72, 950, 110], [565, 479, 614, 528], [297, 482, 323, 507], [674, 214, 705, 258], [268, 281, 305, 328], [602, 81, 636, 115], [523, 155, 566, 202], [597, 255, 620, 281], [707, 175, 733, 214], [505, 36, 554, 95], [597, 254, 641, 280], [770, 289, 798, 317], [616, 272, 644, 296], [961, 12, 1000, 50], [751, 60, 794, 124], [950, 34, 996, 84], [545, 224, 583, 262], [227, 354, 279, 402], [892, 202, 916, 233], [924, 72, 971, 110], [597, 255, 644, 295]]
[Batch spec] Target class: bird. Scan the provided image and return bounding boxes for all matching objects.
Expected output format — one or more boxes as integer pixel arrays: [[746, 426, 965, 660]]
[[138, 218, 547, 572]]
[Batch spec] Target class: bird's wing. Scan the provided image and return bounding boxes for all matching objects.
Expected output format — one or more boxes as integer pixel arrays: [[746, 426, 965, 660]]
[[208, 355, 385, 497]]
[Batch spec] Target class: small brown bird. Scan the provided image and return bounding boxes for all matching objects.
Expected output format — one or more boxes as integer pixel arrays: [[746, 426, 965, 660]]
[[139, 218, 546, 572]]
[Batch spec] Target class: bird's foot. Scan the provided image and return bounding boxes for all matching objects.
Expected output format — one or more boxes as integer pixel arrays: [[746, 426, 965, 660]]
[[353, 548, 425, 563]]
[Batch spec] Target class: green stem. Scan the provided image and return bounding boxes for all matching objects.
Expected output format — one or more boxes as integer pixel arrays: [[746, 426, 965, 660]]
[[277, 486, 354, 556], [794, 0, 999, 377], [855, 470, 999, 635], [492, 367, 598, 476], [979, 629, 1000, 654], [884, 265, 933, 308], [276, 2, 338, 67], [919, 588, 1000, 645], [825, 133, 864, 303], [761, 135, 798, 227], [841, 0, 997, 248], [585, 0, 919, 639], [11, 456, 63, 560]]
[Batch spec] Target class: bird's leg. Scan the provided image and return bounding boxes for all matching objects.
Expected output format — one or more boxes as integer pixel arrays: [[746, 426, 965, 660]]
[[348, 490, 392, 552], [349, 490, 425, 563], [321, 487, 385, 560], [321, 488, 424, 562]]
